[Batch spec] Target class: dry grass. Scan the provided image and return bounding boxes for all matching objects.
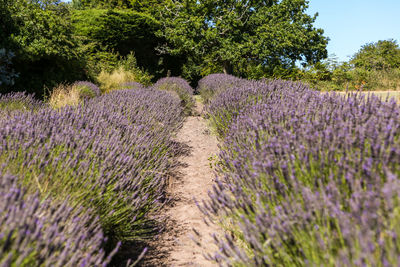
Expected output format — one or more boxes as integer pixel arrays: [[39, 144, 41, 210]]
[[49, 84, 81, 109], [97, 67, 137, 93]]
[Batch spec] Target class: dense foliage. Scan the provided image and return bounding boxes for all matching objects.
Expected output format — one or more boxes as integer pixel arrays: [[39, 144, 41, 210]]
[[71, 9, 161, 76], [0, 0, 85, 95], [158, 0, 328, 80], [351, 39, 400, 71], [1, 0, 330, 95], [0, 81, 189, 265], [303, 40, 400, 91], [200, 74, 400, 265], [72, 0, 165, 14], [0, 49, 18, 87]]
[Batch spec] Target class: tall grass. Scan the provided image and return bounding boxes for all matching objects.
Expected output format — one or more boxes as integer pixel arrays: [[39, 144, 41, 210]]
[[49, 84, 81, 108], [48, 82, 101, 109], [97, 67, 138, 93]]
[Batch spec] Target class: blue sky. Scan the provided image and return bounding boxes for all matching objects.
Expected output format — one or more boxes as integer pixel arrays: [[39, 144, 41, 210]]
[[307, 0, 400, 62]]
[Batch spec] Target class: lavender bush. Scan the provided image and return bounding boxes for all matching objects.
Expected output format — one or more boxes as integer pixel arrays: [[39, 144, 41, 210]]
[[0, 92, 44, 119], [0, 88, 184, 264], [197, 73, 247, 104], [0, 91, 43, 111], [0, 172, 118, 266], [73, 81, 101, 98], [200, 74, 400, 266], [151, 77, 194, 115]]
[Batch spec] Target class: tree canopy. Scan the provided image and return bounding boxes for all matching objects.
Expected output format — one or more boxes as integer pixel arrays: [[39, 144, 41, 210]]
[[0, 0, 85, 94], [350, 39, 400, 71], [157, 0, 328, 80], [1, 0, 331, 93], [72, 0, 165, 13]]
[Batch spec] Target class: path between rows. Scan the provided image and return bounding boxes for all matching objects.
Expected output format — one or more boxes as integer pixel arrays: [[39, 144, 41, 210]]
[[167, 100, 221, 266], [145, 100, 222, 266]]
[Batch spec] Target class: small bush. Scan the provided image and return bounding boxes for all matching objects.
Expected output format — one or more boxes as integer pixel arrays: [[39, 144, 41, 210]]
[[197, 73, 246, 104], [0, 92, 43, 119], [73, 81, 101, 97], [151, 77, 194, 115]]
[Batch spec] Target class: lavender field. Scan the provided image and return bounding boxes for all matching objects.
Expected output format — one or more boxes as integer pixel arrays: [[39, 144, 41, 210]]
[[199, 74, 400, 266], [0, 82, 188, 266], [2, 75, 400, 266]]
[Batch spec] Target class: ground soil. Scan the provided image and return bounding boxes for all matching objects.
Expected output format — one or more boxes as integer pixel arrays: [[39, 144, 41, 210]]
[[141, 100, 222, 266]]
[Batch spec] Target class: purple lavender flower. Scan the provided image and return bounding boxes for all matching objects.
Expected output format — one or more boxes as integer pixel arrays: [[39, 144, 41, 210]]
[[199, 74, 400, 266], [73, 81, 101, 97]]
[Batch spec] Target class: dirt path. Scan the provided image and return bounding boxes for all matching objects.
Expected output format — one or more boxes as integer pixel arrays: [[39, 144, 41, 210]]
[[158, 100, 221, 266]]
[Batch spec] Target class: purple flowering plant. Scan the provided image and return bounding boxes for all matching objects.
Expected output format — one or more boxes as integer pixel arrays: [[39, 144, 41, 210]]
[[151, 77, 194, 115], [199, 74, 400, 266], [0, 83, 185, 265], [73, 81, 101, 98]]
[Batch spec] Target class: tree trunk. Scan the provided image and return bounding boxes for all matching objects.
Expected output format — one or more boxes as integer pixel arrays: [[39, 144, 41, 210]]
[[223, 61, 233, 75]]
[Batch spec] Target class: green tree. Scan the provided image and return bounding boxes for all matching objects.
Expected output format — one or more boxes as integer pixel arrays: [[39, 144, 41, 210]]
[[1, 0, 85, 95], [350, 39, 400, 71], [158, 0, 328, 80], [72, 0, 132, 8], [72, 9, 161, 75], [72, 0, 165, 12]]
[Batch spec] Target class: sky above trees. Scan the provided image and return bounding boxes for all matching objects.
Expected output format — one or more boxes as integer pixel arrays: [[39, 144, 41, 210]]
[[307, 0, 400, 62]]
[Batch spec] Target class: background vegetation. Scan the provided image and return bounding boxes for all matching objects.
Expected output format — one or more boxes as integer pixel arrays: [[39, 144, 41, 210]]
[[1, 0, 399, 97], [1, 0, 330, 96], [301, 39, 400, 91]]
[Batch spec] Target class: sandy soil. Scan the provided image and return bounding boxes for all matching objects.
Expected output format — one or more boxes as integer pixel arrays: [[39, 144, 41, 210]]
[[142, 100, 221, 266]]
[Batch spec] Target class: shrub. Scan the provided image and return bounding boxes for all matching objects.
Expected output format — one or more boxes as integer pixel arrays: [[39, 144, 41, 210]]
[[201, 75, 400, 266], [197, 73, 246, 104], [73, 81, 101, 97], [0, 92, 43, 114], [0, 88, 184, 264], [0, 172, 118, 266], [151, 77, 194, 115]]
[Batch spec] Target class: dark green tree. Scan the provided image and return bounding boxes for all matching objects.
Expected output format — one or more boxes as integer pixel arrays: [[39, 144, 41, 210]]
[[72, 0, 165, 13], [350, 39, 400, 71], [158, 0, 328, 80], [72, 0, 132, 8], [72, 9, 162, 76], [1, 0, 85, 95]]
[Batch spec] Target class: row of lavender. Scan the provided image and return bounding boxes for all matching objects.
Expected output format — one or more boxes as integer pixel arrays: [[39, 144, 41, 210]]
[[0, 79, 190, 265], [199, 74, 400, 266]]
